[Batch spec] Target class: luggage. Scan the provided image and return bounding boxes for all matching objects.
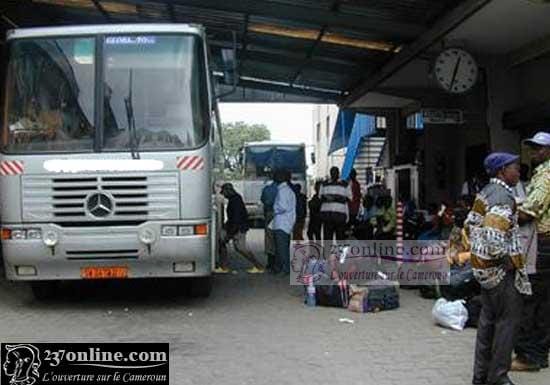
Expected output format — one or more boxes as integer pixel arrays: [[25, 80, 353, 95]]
[[365, 280, 400, 312], [440, 263, 480, 301], [315, 280, 350, 308], [347, 285, 369, 313]]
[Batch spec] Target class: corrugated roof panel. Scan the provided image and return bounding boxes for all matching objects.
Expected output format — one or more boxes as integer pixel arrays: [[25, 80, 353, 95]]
[[248, 15, 321, 30], [261, 0, 334, 11], [339, 0, 445, 26], [136, 2, 169, 20], [241, 60, 295, 83], [247, 32, 314, 53]]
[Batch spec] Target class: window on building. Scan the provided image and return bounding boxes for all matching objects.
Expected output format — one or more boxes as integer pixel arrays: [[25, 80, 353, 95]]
[[376, 116, 387, 130], [316, 122, 321, 142], [406, 113, 424, 130]]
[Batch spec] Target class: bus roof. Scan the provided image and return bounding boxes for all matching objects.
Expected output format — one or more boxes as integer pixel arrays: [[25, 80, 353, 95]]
[[245, 141, 305, 147], [7, 24, 204, 40]]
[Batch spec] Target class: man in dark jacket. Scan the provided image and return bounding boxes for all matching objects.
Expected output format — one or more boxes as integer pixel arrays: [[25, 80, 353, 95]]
[[220, 183, 264, 273], [292, 183, 307, 240], [307, 181, 322, 241]]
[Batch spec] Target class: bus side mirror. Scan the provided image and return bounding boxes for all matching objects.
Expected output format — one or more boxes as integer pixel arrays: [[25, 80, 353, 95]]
[[310, 152, 316, 164]]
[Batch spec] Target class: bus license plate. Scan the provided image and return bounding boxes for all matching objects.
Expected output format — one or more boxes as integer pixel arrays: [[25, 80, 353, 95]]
[[81, 266, 128, 279]]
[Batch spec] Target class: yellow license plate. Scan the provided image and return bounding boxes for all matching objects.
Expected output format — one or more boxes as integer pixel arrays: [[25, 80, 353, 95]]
[[81, 266, 128, 279]]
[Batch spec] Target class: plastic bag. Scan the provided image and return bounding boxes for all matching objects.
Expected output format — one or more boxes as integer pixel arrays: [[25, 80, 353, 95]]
[[432, 298, 468, 331]]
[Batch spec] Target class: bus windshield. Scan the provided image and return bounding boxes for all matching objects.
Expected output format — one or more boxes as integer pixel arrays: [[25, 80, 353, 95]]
[[244, 145, 306, 179], [3, 34, 207, 153]]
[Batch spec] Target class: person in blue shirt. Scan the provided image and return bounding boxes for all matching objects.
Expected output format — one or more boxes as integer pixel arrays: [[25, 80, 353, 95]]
[[269, 169, 296, 275]]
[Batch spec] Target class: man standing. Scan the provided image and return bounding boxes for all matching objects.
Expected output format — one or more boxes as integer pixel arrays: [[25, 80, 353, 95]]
[[269, 169, 296, 275], [307, 181, 322, 241], [261, 175, 278, 273], [320, 167, 351, 242], [465, 153, 531, 385], [220, 183, 264, 273], [512, 131, 550, 372], [348, 168, 362, 226], [292, 183, 307, 241]]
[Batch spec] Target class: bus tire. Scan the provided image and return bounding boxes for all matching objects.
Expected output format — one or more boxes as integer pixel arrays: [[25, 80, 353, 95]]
[[189, 276, 212, 298], [31, 281, 57, 301]]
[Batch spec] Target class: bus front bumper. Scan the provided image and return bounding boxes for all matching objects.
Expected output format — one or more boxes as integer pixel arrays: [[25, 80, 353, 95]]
[[1, 221, 212, 281]]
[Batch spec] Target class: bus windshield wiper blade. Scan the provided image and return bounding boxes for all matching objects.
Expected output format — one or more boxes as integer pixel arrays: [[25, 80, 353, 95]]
[[124, 69, 140, 159]]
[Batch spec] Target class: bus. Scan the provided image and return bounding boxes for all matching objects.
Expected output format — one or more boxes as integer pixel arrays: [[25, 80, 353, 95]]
[[237, 141, 306, 224], [0, 24, 221, 299]]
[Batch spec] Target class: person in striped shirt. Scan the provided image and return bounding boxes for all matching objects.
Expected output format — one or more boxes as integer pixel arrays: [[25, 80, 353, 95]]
[[319, 167, 351, 242]]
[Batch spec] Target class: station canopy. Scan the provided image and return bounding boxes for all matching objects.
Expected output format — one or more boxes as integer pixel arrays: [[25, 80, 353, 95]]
[[1, 0, 486, 103]]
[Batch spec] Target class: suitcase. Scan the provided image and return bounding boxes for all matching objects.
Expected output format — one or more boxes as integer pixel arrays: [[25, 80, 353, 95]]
[[365, 280, 399, 312], [315, 280, 350, 308]]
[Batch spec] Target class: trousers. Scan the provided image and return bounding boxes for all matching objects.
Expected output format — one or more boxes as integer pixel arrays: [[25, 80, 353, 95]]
[[473, 272, 523, 384]]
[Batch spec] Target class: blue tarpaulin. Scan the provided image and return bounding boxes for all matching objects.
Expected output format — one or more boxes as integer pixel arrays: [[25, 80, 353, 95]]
[[328, 109, 376, 180]]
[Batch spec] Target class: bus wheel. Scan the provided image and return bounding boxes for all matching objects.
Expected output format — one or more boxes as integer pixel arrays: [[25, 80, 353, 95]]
[[31, 282, 57, 301], [189, 277, 212, 298]]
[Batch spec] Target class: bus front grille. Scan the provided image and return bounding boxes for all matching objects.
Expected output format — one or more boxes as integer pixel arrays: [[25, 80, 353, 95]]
[[22, 173, 179, 222], [66, 249, 139, 260]]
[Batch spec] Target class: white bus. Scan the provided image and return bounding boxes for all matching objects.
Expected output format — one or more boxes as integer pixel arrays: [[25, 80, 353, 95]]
[[237, 141, 306, 223], [0, 24, 222, 299]]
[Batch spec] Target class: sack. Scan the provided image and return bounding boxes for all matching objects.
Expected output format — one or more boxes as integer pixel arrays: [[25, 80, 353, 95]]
[[347, 285, 369, 313], [432, 298, 468, 331], [440, 263, 480, 301], [464, 295, 482, 328], [316, 280, 350, 308], [365, 280, 400, 312]]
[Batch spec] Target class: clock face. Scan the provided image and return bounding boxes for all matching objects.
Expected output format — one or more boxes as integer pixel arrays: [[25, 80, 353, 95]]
[[434, 48, 478, 94]]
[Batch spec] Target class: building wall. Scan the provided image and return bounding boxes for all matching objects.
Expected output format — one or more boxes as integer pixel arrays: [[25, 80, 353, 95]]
[[312, 104, 344, 181], [485, 56, 522, 152]]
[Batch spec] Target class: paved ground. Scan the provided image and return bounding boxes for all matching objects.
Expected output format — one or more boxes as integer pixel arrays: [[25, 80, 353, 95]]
[[0, 229, 547, 385]]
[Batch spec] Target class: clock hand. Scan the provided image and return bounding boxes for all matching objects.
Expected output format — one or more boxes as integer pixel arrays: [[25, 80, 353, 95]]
[[450, 57, 462, 90]]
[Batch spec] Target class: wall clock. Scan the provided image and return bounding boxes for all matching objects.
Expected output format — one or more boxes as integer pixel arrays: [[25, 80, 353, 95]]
[[434, 48, 478, 94]]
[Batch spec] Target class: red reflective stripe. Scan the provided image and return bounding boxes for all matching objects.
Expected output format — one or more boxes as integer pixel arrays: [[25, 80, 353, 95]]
[[180, 156, 197, 169], [186, 156, 201, 170], [177, 156, 204, 171], [12, 161, 24, 174], [192, 157, 204, 170], [180, 156, 193, 168], [0, 164, 9, 175], [184, 156, 199, 170], [3, 161, 17, 175]]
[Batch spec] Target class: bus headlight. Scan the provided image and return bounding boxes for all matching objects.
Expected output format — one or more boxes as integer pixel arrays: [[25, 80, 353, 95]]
[[139, 228, 157, 244], [27, 229, 42, 240], [43, 231, 59, 247], [161, 225, 178, 237], [11, 230, 27, 240]]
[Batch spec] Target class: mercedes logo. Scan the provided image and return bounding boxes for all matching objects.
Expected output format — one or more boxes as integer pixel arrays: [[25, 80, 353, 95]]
[[86, 193, 114, 218]]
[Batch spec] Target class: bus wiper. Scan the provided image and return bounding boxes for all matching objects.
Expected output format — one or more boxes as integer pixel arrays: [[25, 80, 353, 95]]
[[124, 69, 140, 159]]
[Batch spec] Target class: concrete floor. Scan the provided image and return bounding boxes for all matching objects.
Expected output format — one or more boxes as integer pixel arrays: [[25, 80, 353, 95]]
[[0, 230, 547, 385]]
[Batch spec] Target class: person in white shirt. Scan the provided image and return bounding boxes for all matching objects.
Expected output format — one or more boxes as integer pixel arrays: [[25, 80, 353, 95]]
[[269, 169, 296, 274]]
